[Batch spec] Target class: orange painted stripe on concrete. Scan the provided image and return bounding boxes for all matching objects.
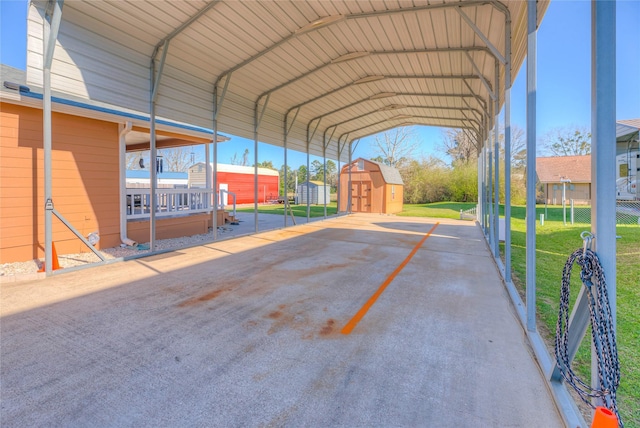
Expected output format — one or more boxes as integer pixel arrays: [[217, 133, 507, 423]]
[[341, 222, 440, 335]]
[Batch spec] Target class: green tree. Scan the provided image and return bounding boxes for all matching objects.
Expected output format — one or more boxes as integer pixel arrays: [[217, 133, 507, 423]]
[[279, 164, 296, 195], [297, 165, 308, 182], [310, 160, 323, 181], [255, 160, 276, 170]]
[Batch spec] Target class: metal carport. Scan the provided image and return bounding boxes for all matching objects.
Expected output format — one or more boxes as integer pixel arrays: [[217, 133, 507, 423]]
[[33, 1, 619, 426]]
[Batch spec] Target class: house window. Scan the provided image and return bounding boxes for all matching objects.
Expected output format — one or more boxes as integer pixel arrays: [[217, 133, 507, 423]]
[[391, 185, 395, 200], [357, 159, 365, 171]]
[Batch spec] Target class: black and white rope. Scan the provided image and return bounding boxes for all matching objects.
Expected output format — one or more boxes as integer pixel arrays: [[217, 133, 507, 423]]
[[555, 247, 622, 427]]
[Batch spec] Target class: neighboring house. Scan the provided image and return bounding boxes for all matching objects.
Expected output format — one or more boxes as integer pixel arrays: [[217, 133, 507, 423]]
[[339, 158, 404, 214], [0, 64, 228, 263], [536, 155, 591, 205], [297, 181, 330, 205], [187, 163, 280, 205]]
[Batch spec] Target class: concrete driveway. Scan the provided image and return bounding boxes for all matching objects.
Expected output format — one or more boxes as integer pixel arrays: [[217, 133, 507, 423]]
[[1, 214, 563, 427]]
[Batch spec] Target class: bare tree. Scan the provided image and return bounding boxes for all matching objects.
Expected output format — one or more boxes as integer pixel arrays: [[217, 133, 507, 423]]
[[159, 147, 196, 172], [230, 148, 250, 166], [125, 147, 197, 172], [371, 127, 419, 168], [125, 151, 147, 170], [439, 129, 478, 164], [542, 126, 591, 156], [498, 125, 526, 170]]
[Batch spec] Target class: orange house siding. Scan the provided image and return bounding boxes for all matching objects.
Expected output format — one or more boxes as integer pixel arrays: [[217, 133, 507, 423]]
[[0, 102, 120, 263]]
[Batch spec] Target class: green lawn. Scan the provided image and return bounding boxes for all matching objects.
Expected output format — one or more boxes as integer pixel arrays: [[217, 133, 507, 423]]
[[402, 202, 639, 426], [398, 201, 477, 219], [236, 202, 338, 218]]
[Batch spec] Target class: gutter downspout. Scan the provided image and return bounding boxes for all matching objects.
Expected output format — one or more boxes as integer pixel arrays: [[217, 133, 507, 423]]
[[119, 121, 137, 247]]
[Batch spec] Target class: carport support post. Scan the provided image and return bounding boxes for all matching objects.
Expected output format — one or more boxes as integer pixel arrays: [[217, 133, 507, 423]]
[[477, 147, 483, 226], [590, 0, 616, 402], [504, 17, 512, 283], [336, 139, 341, 213], [487, 111, 494, 250], [284, 125, 288, 227], [323, 138, 327, 218], [482, 144, 488, 233], [213, 74, 231, 238], [42, 0, 63, 275], [525, 0, 537, 332], [493, 61, 500, 257], [254, 93, 269, 233], [208, 138, 214, 237], [306, 141, 311, 222], [211, 86, 217, 240], [149, 40, 169, 252], [348, 142, 353, 213]]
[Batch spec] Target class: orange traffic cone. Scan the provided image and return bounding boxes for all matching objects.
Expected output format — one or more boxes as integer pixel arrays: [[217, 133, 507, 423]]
[[38, 242, 62, 272], [591, 407, 618, 428]]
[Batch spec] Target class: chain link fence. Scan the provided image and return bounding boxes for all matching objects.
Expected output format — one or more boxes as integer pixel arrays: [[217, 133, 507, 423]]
[[542, 200, 640, 226]]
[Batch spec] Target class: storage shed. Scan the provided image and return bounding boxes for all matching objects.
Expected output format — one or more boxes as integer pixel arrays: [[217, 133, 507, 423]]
[[297, 181, 330, 205], [340, 158, 404, 214], [188, 163, 280, 205]]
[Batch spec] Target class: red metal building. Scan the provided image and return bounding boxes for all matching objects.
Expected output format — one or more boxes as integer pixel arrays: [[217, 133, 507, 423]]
[[188, 163, 280, 205]]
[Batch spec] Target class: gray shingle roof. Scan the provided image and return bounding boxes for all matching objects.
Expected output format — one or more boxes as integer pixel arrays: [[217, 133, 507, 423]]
[[366, 159, 404, 185]]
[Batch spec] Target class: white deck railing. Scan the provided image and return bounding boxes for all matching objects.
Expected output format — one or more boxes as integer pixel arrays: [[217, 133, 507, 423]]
[[219, 189, 237, 218], [127, 189, 213, 220]]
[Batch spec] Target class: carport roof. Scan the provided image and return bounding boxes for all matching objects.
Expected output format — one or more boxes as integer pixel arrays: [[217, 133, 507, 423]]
[[33, 0, 549, 161]]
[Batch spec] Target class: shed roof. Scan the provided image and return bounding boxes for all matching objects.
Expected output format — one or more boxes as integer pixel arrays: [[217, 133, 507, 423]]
[[300, 181, 327, 187], [536, 155, 592, 184], [366, 159, 405, 185], [26, 0, 550, 161]]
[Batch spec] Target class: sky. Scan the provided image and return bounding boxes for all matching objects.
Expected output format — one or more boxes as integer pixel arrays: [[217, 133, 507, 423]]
[[1, 0, 639, 169]]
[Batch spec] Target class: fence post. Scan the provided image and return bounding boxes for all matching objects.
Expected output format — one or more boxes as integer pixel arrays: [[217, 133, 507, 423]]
[[570, 199, 575, 224]]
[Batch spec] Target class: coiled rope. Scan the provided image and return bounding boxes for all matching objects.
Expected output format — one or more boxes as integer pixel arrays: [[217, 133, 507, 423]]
[[555, 234, 622, 426]]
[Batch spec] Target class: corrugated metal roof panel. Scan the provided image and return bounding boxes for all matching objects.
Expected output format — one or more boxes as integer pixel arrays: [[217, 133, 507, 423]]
[[27, 0, 548, 161]]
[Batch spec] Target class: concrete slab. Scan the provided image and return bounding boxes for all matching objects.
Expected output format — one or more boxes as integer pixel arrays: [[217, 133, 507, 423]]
[[0, 214, 563, 427], [216, 211, 332, 240]]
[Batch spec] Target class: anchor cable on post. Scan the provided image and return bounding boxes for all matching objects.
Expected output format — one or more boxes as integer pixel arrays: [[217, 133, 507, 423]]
[[555, 232, 622, 427]]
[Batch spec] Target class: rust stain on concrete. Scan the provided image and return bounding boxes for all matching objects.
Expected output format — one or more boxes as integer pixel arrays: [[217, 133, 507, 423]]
[[177, 287, 231, 307]]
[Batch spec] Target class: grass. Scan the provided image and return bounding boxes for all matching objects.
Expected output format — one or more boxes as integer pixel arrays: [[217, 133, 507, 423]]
[[397, 201, 476, 219], [236, 202, 338, 218], [401, 202, 639, 427]]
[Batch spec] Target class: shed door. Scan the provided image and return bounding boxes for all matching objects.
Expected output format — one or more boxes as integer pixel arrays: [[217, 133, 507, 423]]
[[351, 181, 372, 212], [361, 181, 372, 212]]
